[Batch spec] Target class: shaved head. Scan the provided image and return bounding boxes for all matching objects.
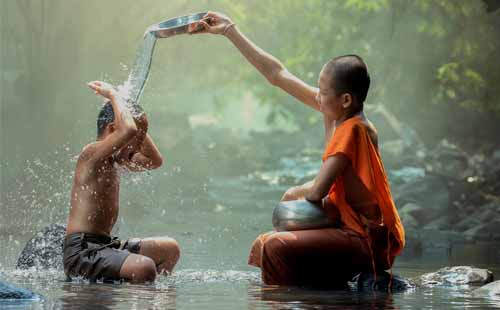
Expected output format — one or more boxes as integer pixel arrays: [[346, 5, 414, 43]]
[[324, 55, 370, 112]]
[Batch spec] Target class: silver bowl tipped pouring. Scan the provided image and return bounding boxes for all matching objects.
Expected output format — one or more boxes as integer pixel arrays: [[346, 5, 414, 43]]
[[272, 200, 338, 232], [124, 13, 208, 108], [146, 12, 207, 38]]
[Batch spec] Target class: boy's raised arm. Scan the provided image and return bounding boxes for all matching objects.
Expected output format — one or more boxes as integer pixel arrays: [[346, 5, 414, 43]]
[[116, 113, 163, 171], [86, 81, 137, 163], [192, 12, 320, 111], [125, 134, 163, 171]]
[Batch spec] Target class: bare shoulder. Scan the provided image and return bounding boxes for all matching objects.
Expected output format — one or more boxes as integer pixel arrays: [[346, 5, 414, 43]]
[[75, 142, 106, 171], [77, 143, 98, 163], [361, 118, 379, 148], [73, 143, 100, 183]]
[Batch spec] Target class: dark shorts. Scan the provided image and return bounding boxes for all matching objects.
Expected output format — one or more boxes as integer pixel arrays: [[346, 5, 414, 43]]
[[63, 232, 141, 282]]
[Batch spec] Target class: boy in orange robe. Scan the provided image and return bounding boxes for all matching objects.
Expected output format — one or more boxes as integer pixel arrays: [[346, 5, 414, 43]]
[[247, 56, 405, 286], [192, 12, 405, 287]]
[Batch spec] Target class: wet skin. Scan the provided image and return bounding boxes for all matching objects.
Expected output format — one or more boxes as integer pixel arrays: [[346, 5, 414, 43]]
[[67, 147, 121, 236], [66, 81, 179, 283]]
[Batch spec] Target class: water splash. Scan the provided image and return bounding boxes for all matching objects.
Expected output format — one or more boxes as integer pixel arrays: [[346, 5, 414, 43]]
[[116, 13, 205, 113], [117, 32, 157, 110], [161, 269, 261, 286]]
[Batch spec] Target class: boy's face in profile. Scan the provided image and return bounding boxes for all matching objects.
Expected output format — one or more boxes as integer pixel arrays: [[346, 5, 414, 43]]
[[316, 65, 355, 120], [317, 69, 344, 120]]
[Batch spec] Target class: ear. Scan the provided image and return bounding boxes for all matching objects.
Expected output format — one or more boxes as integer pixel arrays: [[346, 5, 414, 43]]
[[341, 93, 352, 109], [108, 122, 115, 133]]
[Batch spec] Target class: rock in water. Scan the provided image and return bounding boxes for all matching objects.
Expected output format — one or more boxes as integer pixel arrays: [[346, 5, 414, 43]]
[[16, 223, 66, 270], [464, 219, 500, 241], [0, 280, 38, 300], [352, 271, 414, 292], [473, 280, 500, 296], [420, 266, 494, 286], [392, 174, 450, 222]]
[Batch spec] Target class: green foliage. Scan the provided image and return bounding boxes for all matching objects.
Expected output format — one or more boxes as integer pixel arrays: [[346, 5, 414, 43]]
[[2, 0, 499, 165], [211, 0, 500, 140]]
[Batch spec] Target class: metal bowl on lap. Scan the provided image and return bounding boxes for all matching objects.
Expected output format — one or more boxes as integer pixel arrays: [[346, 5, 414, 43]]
[[147, 12, 207, 38], [272, 200, 337, 231]]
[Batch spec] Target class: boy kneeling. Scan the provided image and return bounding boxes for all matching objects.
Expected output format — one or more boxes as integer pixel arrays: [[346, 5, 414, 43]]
[[64, 81, 180, 283]]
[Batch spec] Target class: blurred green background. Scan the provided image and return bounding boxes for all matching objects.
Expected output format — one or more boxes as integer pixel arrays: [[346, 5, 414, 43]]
[[1, 0, 499, 240], [2, 0, 499, 156]]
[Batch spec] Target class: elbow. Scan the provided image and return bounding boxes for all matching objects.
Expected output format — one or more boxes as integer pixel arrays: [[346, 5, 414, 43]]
[[145, 152, 164, 170], [267, 74, 280, 86], [267, 66, 285, 87], [151, 155, 164, 169]]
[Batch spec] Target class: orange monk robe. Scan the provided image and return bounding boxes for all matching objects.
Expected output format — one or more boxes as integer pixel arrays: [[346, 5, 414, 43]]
[[248, 115, 405, 286], [322, 115, 405, 258]]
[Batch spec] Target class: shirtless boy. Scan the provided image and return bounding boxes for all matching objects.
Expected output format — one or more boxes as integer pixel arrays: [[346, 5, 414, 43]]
[[64, 81, 180, 283], [193, 12, 405, 287]]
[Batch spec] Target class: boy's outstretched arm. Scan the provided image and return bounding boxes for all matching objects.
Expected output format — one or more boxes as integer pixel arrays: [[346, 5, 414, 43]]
[[85, 81, 137, 163], [192, 12, 320, 111]]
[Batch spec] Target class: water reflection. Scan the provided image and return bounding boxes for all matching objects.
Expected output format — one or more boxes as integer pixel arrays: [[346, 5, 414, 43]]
[[60, 282, 117, 310], [59, 281, 177, 309], [2, 266, 500, 309], [247, 284, 396, 310]]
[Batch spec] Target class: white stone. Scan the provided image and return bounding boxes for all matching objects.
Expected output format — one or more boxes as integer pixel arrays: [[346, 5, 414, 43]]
[[420, 266, 493, 286]]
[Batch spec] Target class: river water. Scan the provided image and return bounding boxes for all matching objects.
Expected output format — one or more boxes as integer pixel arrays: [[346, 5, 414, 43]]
[[1, 147, 499, 309]]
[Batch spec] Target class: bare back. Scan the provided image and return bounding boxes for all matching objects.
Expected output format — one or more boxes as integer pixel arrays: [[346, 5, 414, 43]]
[[66, 144, 120, 236]]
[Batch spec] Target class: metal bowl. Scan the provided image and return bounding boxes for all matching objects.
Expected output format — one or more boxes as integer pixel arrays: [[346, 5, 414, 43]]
[[147, 12, 207, 38], [272, 200, 337, 231]]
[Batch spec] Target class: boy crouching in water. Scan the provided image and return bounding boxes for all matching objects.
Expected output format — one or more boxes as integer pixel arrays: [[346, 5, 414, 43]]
[[190, 11, 405, 286], [64, 81, 180, 283]]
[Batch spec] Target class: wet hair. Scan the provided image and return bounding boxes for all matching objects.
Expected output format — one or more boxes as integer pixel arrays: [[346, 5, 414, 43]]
[[96, 102, 145, 138], [129, 104, 144, 117], [97, 101, 114, 138], [325, 55, 371, 113]]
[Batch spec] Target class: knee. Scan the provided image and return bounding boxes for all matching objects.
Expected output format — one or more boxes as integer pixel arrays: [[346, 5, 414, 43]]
[[262, 233, 289, 260], [165, 238, 181, 263], [136, 257, 157, 283], [156, 237, 180, 267]]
